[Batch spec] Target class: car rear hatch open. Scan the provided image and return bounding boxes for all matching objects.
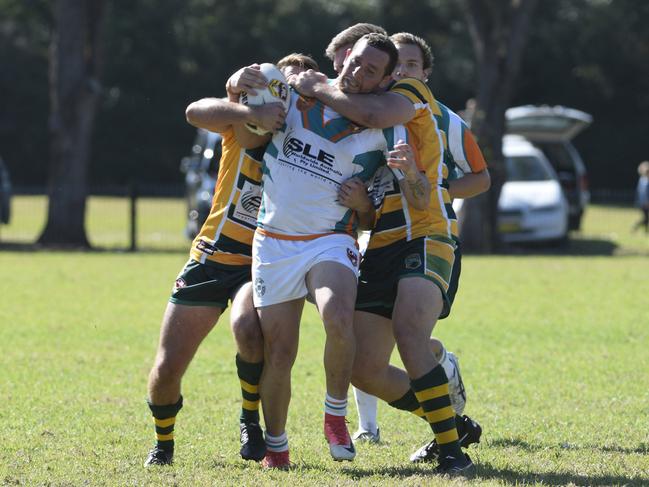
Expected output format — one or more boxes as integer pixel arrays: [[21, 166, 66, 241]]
[[505, 105, 592, 142]]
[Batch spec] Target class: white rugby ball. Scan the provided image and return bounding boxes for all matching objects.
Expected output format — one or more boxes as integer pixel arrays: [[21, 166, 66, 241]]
[[239, 63, 290, 135]]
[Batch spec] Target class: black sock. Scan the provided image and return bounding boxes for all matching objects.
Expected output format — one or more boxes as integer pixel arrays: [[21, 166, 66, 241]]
[[388, 388, 426, 419]]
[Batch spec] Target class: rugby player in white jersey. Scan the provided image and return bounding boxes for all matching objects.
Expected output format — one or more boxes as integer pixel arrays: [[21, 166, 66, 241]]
[[235, 33, 432, 469]]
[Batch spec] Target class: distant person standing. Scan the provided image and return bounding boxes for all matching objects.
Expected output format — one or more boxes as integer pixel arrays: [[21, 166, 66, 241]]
[[632, 161, 649, 233]]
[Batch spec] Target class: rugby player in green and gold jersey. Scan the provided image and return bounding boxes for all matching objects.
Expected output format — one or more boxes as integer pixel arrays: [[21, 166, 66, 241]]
[[327, 28, 489, 465], [143, 54, 318, 467], [290, 26, 488, 476]]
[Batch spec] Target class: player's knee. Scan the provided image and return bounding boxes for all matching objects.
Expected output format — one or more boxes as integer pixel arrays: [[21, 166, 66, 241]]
[[265, 346, 296, 371], [392, 321, 419, 348], [152, 355, 185, 384], [264, 335, 298, 371], [321, 303, 354, 341], [351, 360, 382, 390], [231, 314, 263, 352]]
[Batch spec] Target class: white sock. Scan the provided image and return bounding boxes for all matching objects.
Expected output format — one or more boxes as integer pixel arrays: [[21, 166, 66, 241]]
[[353, 386, 378, 434], [265, 431, 288, 452], [438, 346, 455, 381], [324, 393, 347, 417]]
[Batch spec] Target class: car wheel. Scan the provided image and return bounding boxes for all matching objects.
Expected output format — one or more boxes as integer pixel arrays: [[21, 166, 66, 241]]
[[568, 211, 583, 231], [0, 192, 10, 224]]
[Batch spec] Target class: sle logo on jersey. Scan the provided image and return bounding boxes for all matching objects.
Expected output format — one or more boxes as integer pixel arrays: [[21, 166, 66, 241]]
[[283, 135, 335, 167]]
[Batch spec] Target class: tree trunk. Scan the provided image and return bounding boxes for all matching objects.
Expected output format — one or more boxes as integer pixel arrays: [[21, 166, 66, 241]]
[[460, 0, 538, 252], [38, 0, 104, 247]]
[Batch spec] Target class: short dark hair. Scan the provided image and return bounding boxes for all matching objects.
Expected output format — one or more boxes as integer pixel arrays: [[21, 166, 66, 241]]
[[390, 32, 434, 71], [276, 53, 319, 72], [325, 23, 387, 61], [354, 33, 398, 77]]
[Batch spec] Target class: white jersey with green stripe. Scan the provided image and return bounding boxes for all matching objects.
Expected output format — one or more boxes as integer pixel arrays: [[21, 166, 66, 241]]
[[258, 91, 407, 239]]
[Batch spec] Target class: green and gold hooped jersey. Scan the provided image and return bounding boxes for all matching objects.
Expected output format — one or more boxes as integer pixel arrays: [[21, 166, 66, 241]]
[[368, 78, 456, 250], [190, 128, 264, 266]]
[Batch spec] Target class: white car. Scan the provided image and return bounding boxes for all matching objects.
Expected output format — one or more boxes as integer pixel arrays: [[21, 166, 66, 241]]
[[454, 135, 569, 243], [506, 105, 592, 230]]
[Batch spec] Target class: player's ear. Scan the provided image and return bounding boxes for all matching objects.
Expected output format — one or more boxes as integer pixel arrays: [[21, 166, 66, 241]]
[[423, 68, 432, 82], [378, 75, 392, 89]]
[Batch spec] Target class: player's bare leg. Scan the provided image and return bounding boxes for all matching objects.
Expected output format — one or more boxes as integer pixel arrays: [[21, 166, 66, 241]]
[[148, 303, 222, 404], [351, 310, 399, 442], [145, 303, 222, 465], [351, 311, 410, 401], [257, 298, 303, 467], [231, 282, 264, 362], [392, 277, 473, 475], [230, 282, 266, 461], [307, 261, 358, 461]]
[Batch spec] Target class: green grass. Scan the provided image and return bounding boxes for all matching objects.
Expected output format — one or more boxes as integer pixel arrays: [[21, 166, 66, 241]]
[[1, 202, 648, 485]]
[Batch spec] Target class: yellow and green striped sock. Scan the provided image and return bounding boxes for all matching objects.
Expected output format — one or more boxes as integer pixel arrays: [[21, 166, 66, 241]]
[[236, 354, 263, 424], [411, 366, 463, 458], [148, 395, 183, 452]]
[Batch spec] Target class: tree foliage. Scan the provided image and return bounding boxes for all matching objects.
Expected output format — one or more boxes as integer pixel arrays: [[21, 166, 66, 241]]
[[0, 0, 647, 195]]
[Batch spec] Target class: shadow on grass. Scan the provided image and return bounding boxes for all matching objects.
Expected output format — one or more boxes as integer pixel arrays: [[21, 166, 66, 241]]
[[476, 461, 648, 486], [499, 237, 619, 256], [215, 452, 648, 486], [339, 464, 435, 479], [337, 461, 649, 486], [215, 458, 435, 478], [481, 438, 649, 486], [491, 437, 649, 455]]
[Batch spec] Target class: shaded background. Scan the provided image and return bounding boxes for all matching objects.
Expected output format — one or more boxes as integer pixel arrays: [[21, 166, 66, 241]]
[[1, 0, 648, 193]]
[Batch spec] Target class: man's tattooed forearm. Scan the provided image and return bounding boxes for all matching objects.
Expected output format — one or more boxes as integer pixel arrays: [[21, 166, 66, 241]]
[[407, 178, 425, 199]]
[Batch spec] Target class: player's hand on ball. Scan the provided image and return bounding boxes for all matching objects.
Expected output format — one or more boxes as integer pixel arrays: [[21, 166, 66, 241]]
[[226, 64, 268, 96], [249, 102, 286, 133], [288, 69, 328, 97], [338, 177, 371, 212], [387, 140, 418, 179]]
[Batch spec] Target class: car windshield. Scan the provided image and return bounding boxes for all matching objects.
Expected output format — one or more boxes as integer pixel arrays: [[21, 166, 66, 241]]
[[506, 156, 554, 182]]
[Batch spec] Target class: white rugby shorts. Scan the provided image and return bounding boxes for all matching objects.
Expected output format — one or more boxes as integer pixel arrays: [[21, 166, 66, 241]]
[[252, 232, 360, 307]]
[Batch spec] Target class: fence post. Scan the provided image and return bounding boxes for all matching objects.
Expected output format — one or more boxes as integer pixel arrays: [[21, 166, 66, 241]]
[[129, 182, 137, 252]]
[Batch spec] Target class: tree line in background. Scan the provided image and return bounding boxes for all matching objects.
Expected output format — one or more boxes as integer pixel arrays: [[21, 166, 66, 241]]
[[1, 0, 648, 247]]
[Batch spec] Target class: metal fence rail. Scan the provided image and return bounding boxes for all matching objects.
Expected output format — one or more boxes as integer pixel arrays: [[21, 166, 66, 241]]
[[0, 186, 190, 252]]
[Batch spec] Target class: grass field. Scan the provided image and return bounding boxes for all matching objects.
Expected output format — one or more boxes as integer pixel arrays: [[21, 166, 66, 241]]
[[1, 201, 648, 485]]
